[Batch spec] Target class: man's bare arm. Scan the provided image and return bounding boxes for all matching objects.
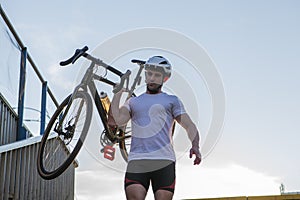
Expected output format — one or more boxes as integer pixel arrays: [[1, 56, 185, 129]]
[[110, 89, 131, 126], [176, 113, 202, 165]]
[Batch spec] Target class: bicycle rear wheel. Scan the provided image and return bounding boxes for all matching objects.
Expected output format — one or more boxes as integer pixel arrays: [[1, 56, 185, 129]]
[[118, 126, 131, 162], [37, 91, 92, 180]]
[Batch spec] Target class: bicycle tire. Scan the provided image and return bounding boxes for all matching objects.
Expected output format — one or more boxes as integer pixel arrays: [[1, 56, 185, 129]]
[[37, 91, 92, 180], [118, 127, 131, 162], [97, 102, 131, 162]]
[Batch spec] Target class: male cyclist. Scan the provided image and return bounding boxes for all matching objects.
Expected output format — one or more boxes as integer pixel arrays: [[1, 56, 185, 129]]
[[111, 56, 201, 200]]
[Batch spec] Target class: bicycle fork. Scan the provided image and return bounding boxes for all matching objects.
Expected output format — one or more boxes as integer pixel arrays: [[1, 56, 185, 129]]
[[55, 83, 87, 139]]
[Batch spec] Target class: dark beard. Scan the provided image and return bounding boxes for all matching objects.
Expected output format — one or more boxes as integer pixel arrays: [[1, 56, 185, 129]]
[[147, 84, 162, 94]]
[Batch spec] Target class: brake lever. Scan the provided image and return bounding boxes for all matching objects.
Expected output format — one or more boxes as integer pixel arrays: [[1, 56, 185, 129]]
[[113, 70, 131, 94]]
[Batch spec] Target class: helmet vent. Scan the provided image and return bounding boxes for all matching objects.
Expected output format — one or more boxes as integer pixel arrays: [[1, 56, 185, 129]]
[[159, 61, 168, 64]]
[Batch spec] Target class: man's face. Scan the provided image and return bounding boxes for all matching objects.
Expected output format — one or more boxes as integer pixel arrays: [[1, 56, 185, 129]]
[[145, 70, 164, 93]]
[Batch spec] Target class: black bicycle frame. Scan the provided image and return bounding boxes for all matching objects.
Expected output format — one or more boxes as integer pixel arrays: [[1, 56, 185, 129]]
[[87, 61, 124, 142], [56, 51, 140, 142]]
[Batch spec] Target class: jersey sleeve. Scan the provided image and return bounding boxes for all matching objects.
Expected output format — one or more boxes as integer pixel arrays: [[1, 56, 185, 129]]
[[122, 97, 132, 112], [172, 96, 186, 118]]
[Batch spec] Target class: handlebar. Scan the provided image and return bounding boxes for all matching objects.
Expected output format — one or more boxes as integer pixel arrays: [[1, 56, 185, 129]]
[[60, 46, 89, 66], [60, 46, 125, 76], [131, 59, 145, 65], [60, 46, 145, 94]]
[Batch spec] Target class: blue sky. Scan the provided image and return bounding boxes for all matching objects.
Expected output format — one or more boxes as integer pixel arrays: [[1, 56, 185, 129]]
[[1, 1, 300, 199]]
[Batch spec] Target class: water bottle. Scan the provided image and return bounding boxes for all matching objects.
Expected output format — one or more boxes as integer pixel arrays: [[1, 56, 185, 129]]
[[100, 91, 110, 113]]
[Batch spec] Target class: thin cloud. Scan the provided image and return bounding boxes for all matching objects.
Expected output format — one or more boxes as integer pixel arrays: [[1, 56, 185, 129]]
[[176, 163, 280, 199]]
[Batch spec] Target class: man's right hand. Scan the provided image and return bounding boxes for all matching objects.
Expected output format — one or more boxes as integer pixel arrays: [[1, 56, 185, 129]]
[[189, 147, 202, 165], [113, 84, 126, 95]]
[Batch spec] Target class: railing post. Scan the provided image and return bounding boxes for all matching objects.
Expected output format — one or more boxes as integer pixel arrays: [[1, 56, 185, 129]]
[[17, 47, 27, 141], [40, 81, 47, 135]]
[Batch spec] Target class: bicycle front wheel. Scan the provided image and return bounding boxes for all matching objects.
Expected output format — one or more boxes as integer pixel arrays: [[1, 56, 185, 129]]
[[37, 91, 92, 180]]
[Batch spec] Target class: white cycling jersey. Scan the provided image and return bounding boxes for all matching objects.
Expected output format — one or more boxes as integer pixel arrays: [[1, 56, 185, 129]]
[[123, 92, 186, 162]]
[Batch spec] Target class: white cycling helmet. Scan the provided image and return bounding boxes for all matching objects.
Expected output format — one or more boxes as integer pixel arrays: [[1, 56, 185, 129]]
[[145, 56, 172, 82]]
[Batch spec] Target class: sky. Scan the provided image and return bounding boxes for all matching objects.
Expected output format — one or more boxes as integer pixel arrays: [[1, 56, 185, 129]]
[[1, 1, 300, 199]]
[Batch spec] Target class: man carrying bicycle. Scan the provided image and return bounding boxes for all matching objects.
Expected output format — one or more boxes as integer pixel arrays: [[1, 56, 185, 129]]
[[111, 56, 201, 200]]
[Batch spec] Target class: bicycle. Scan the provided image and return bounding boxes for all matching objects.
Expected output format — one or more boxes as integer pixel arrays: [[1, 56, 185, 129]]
[[37, 46, 146, 180]]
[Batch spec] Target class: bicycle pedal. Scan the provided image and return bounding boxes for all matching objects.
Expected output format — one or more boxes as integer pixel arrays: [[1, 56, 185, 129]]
[[103, 145, 115, 161]]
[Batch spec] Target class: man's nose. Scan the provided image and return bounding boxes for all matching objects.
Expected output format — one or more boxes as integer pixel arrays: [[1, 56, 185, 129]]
[[149, 74, 155, 80]]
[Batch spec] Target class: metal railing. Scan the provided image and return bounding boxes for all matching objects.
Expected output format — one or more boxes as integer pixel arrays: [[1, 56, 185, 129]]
[[0, 4, 58, 108], [0, 136, 76, 200], [0, 4, 59, 139], [0, 92, 17, 145], [0, 93, 30, 146], [0, 6, 76, 200]]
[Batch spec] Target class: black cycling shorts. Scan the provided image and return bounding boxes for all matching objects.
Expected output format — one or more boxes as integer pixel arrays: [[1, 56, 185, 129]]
[[124, 160, 176, 193]]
